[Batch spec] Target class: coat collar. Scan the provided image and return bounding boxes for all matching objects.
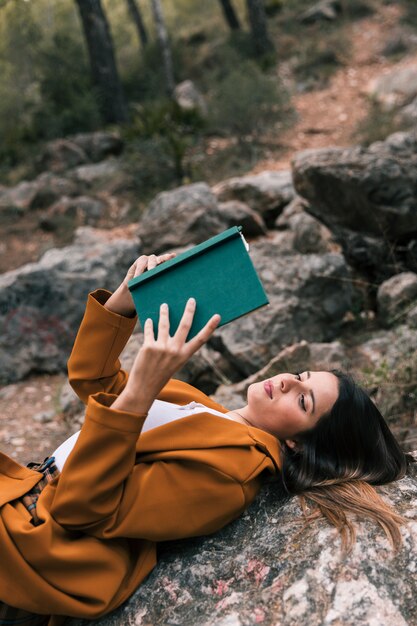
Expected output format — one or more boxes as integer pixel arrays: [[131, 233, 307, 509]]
[[153, 378, 282, 470], [136, 412, 282, 472]]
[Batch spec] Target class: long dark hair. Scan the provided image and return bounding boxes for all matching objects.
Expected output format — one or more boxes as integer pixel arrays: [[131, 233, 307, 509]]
[[280, 370, 412, 551]]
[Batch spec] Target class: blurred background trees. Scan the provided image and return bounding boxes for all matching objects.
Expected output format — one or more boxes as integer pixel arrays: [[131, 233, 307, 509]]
[[3, 0, 399, 197], [0, 0, 289, 188], [74, 0, 129, 123]]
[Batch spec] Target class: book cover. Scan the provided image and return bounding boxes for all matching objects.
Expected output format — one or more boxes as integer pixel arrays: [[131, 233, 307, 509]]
[[128, 226, 269, 340]]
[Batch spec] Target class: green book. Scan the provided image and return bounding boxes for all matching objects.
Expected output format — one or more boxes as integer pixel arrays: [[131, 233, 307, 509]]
[[128, 226, 269, 340]]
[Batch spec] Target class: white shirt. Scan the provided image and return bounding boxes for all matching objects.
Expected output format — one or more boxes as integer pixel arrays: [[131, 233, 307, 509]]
[[52, 399, 232, 472]]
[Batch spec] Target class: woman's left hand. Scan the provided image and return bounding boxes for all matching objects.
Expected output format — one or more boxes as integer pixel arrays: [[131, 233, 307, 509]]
[[104, 252, 176, 317]]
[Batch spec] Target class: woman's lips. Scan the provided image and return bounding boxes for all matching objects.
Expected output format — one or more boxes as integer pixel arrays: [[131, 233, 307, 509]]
[[264, 381, 273, 399]]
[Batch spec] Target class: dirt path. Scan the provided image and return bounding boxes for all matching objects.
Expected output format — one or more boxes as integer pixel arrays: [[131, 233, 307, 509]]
[[251, 3, 417, 173]]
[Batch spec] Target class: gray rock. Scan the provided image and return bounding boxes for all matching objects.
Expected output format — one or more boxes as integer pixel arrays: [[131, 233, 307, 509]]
[[32, 410, 55, 424], [274, 196, 305, 229], [174, 80, 208, 116], [212, 171, 295, 226], [210, 235, 354, 377], [29, 173, 79, 210], [36, 139, 88, 174], [70, 131, 124, 163], [0, 173, 78, 214], [338, 320, 417, 434], [397, 96, 417, 125], [138, 182, 230, 253], [218, 200, 267, 237], [290, 212, 333, 254], [39, 196, 106, 231], [368, 66, 417, 109], [72, 158, 122, 185], [309, 340, 348, 370], [0, 237, 140, 384], [292, 132, 417, 279], [377, 272, 417, 326], [66, 459, 417, 626], [37, 131, 123, 174], [299, 0, 341, 24], [0, 181, 40, 214]]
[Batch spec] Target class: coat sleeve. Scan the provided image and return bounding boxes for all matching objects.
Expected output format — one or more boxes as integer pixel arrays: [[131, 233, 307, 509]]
[[49, 393, 247, 541], [67, 289, 138, 403]]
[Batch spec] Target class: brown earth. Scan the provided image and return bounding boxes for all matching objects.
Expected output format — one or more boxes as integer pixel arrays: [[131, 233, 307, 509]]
[[1, 2, 416, 464]]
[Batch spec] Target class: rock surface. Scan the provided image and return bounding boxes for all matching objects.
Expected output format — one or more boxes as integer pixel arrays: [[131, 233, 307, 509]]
[[377, 272, 417, 326], [138, 182, 229, 253], [0, 235, 140, 384], [368, 65, 417, 109], [67, 458, 417, 626], [212, 171, 295, 227], [292, 131, 417, 280], [37, 131, 124, 174]]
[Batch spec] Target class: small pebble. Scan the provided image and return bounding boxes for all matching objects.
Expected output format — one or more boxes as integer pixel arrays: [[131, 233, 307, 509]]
[[33, 410, 55, 424], [11, 437, 25, 446], [0, 385, 17, 400]]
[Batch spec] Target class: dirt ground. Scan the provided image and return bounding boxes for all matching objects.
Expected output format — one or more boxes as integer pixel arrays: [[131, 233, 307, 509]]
[[1, 3, 415, 464]]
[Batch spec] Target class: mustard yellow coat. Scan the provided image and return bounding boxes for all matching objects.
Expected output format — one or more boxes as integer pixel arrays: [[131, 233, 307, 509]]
[[0, 290, 282, 625]]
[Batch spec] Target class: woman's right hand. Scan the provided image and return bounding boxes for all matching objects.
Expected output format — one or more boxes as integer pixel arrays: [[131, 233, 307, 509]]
[[111, 298, 221, 415], [105, 253, 177, 318]]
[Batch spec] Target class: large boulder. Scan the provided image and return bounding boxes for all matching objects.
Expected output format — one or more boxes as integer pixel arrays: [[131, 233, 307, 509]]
[[368, 66, 417, 109], [0, 173, 78, 216], [37, 131, 124, 173], [138, 182, 233, 253], [39, 195, 107, 232], [0, 233, 140, 384], [212, 171, 295, 227], [292, 130, 417, 280], [67, 460, 417, 626], [377, 272, 417, 327]]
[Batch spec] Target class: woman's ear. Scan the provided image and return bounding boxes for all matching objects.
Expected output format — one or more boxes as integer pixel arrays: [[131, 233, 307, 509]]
[[285, 439, 303, 452], [285, 439, 297, 449]]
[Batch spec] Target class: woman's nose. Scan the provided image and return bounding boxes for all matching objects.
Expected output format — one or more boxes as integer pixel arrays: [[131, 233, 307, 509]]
[[280, 375, 294, 392]]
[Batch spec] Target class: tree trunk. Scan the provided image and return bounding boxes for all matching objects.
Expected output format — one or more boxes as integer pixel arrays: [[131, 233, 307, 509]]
[[245, 0, 274, 56], [218, 0, 241, 31], [149, 0, 175, 97], [125, 0, 148, 47], [74, 0, 128, 123]]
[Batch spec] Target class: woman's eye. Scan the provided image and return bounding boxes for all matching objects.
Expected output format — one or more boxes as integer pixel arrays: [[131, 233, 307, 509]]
[[301, 394, 306, 411]]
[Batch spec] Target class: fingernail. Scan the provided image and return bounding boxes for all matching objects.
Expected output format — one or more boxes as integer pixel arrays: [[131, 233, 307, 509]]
[[188, 297, 195, 305], [161, 302, 168, 309]]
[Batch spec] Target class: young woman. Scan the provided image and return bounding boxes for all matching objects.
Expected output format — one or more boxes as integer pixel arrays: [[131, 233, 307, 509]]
[[0, 254, 410, 626]]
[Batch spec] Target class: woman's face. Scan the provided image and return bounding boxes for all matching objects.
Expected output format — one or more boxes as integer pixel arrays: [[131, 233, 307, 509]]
[[243, 371, 339, 441]]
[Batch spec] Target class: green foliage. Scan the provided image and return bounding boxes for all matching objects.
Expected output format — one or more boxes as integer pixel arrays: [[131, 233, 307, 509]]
[[265, 0, 284, 18], [32, 33, 102, 140], [0, 1, 102, 165], [293, 32, 347, 90], [208, 60, 289, 139], [124, 99, 205, 184]]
